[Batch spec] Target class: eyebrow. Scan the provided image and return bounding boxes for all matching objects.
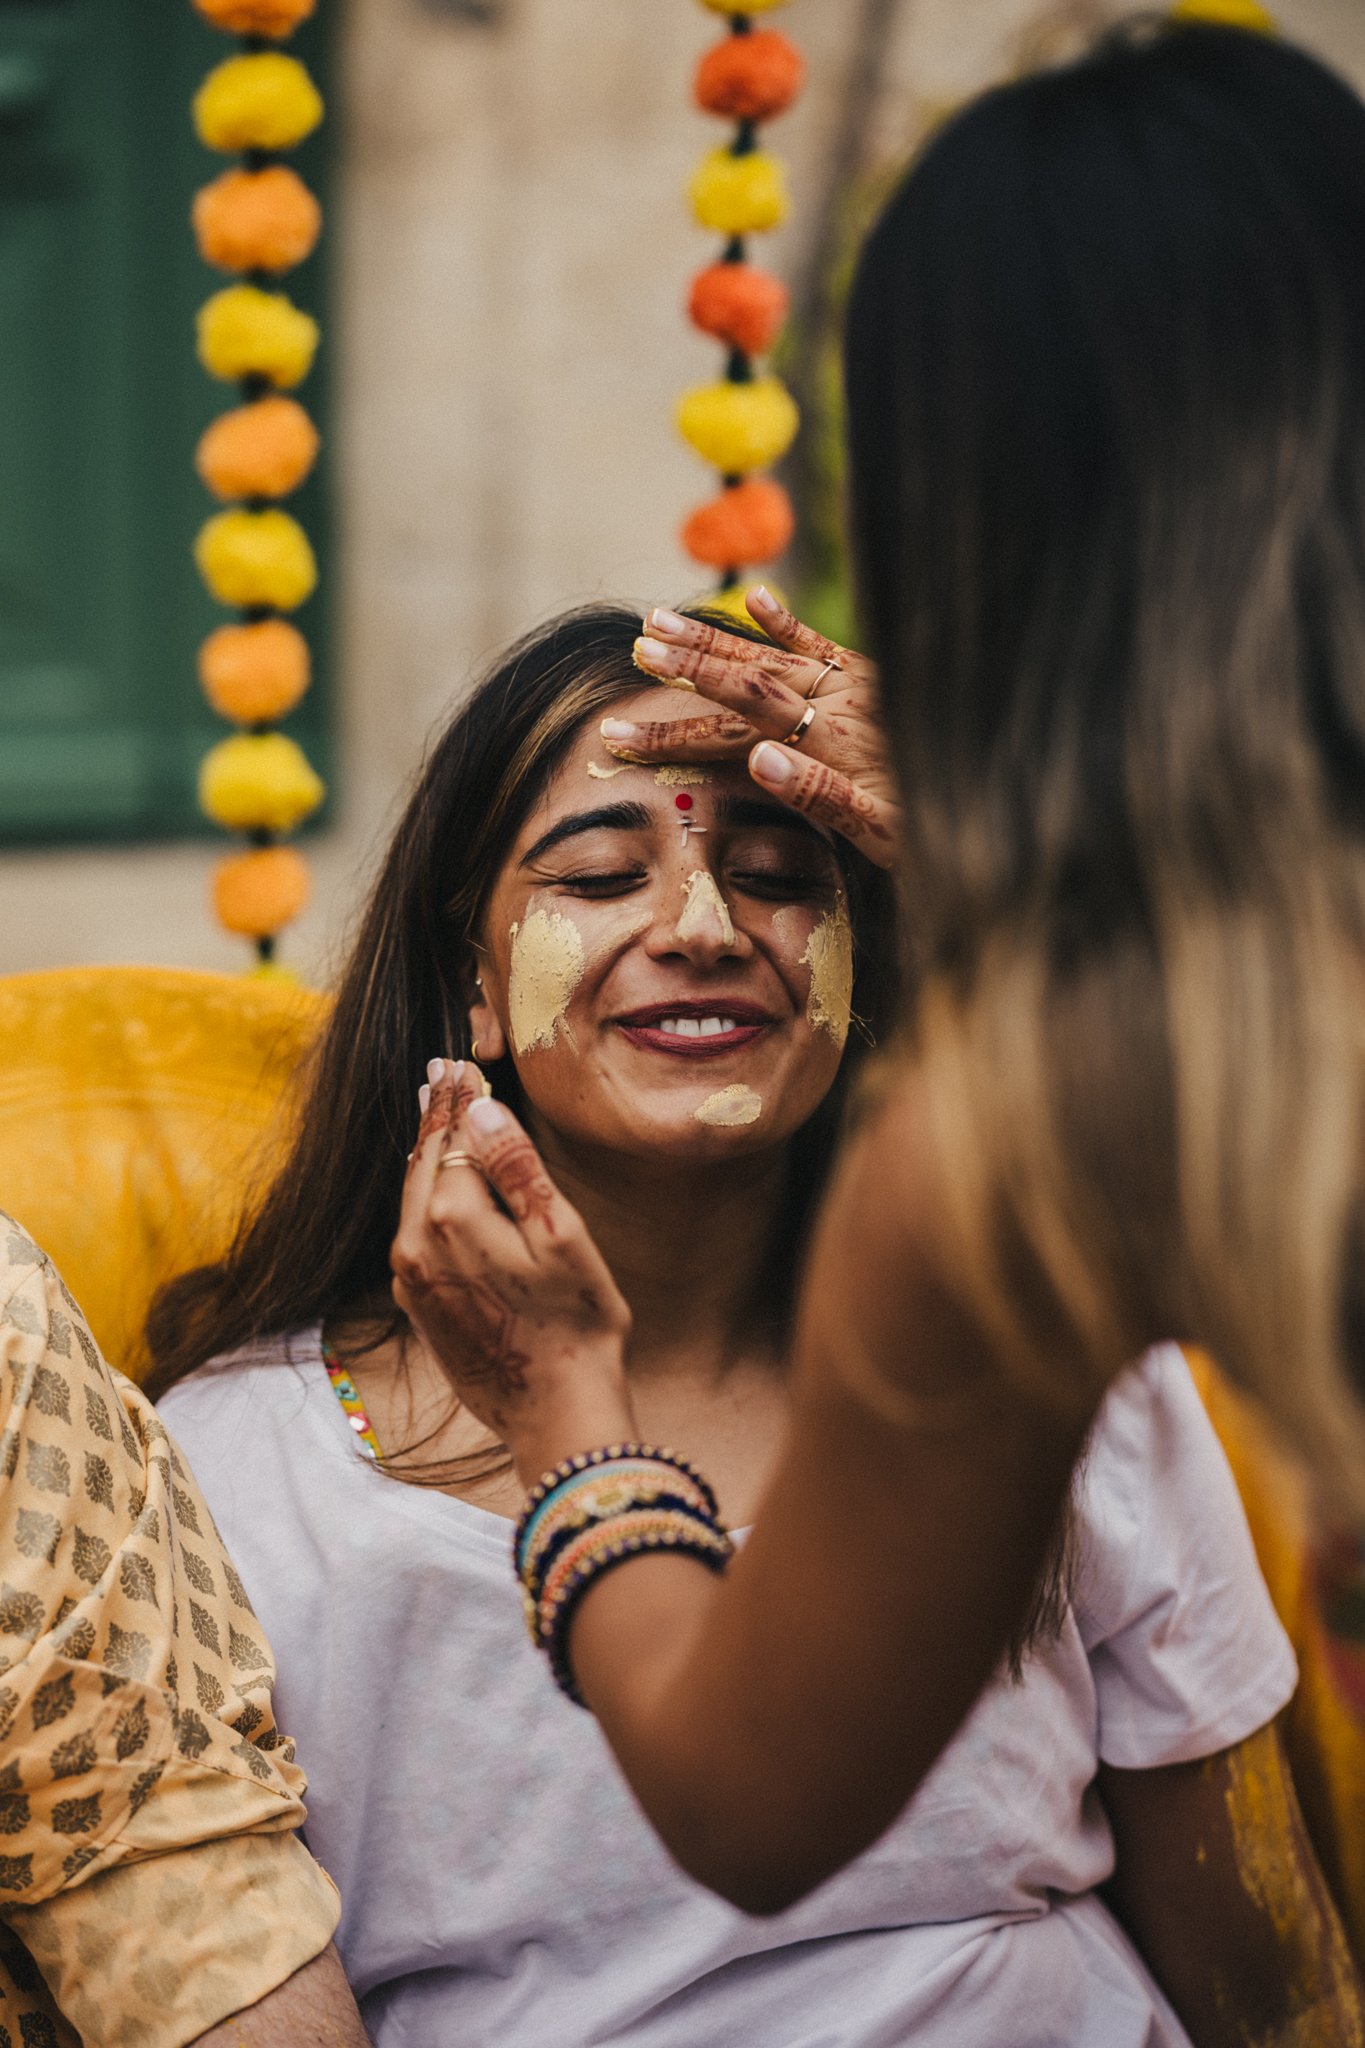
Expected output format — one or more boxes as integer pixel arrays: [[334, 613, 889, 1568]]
[[519, 792, 836, 870], [712, 794, 832, 848], [520, 802, 654, 867]]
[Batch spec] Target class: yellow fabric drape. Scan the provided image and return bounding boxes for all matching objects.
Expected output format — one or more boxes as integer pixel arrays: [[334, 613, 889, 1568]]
[[0, 967, 324, 1379]]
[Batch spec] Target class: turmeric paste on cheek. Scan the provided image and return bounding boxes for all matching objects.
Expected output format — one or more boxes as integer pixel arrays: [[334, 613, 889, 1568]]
[[802, 902, 854, 1046], [507, 909, 585, 1054]]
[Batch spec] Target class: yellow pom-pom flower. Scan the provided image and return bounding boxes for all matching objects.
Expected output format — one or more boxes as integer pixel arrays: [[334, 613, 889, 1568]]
[[1169, 0, 1274, 22], [200, 733, 325, 834], [676, 377, 799, 475], [193, 53, 324, 155], [689, 148, 789, 237], [195, 508, 318, 610], [197, 284, 319, 389]]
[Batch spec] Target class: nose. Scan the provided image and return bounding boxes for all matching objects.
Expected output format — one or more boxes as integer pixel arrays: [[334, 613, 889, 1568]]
[[645, 864, 752, 969]]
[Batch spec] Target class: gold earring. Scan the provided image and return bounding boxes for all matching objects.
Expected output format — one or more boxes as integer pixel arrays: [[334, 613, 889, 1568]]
[[471, 1037, 483, 1061]]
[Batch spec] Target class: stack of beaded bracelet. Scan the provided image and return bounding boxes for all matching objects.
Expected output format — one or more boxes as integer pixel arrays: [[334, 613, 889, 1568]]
[[515, 1444, 734, 1706]]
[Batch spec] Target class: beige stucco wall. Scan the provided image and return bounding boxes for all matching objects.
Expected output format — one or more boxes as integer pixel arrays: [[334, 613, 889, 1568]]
[[4, 0, 1364, 982]]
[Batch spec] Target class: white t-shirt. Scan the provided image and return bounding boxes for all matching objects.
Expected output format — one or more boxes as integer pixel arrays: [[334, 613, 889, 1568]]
[[160, 1340, 1296, 2048]]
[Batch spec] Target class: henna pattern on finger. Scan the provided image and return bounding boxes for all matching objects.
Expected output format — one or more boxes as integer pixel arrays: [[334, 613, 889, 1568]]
[[404, 1266, 533, 1415], [790, 762, 894, 846], [480, 1134, 562, 1235], [738, 670, 804, 711], [405, 1078, 457, 1179], [606, 713, 755, 759], [762, 598, 844, 667]]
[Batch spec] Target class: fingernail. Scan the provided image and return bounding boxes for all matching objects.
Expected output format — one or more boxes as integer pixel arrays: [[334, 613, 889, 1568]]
[[646, 607, 689, 636], [466, 1096, 507, 1134], [601, 717, 639, 741], [418, 1083, 431, 1114], [751, 742, 794, 787], [635, 636, 673, 667], [748, 586, 779, 617], [426, 1057, 445, 1085]]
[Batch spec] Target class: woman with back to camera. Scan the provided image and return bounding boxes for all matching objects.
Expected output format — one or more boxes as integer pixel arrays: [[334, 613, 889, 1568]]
[[149, 597, 1354, 2043], [380, 4, 1365, 1998]]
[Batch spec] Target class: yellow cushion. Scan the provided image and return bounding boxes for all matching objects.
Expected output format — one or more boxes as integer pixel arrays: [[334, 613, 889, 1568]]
[[0, 967, 324, 1380]]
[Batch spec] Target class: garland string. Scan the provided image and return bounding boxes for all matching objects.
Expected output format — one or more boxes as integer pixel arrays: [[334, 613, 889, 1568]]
[[677, 0, 805, 620], [190, 0, 326, 971]]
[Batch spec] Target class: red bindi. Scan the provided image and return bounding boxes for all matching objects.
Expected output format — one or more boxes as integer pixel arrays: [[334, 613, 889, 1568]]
[[674, 793, 694, 812]]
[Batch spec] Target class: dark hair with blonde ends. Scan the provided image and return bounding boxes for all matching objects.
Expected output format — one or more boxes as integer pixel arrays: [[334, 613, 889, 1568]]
[[846, 20, 1365, 1506]]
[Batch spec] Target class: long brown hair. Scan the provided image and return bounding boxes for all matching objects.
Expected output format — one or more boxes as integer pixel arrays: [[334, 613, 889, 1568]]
[[145, 604, 898, 1416], [846, 20, 1365, 1503]]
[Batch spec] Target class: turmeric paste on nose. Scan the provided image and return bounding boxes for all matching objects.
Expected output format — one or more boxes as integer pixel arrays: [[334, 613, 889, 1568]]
[[676, 871, 736, 949]]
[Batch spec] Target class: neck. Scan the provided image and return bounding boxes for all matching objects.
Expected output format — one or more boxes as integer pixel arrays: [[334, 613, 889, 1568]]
[[531, 1127, 790, 1385]]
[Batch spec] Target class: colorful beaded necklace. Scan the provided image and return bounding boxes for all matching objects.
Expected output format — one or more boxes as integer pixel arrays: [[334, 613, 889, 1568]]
[[321, 1336, 383, 1462]]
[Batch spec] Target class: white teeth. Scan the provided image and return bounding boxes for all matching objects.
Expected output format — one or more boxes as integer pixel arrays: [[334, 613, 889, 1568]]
[[655, 1016, 739, 1037]]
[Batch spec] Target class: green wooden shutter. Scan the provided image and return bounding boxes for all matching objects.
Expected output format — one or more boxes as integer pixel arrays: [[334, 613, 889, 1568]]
[[0, 0, 332, 846]]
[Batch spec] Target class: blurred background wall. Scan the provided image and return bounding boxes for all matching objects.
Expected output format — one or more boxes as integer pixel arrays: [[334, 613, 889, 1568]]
[[3, 0, 1363, 984]]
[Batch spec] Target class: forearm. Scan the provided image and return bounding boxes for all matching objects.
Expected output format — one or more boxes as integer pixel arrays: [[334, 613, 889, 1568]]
[[193, 1944, 370, 2047], [566, 1363, 1085, 1911], [1099, 1733, 1364, 2048]]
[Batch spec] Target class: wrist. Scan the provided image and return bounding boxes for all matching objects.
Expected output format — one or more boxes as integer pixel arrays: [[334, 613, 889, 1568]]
[[509, 1379, 639, 1490]]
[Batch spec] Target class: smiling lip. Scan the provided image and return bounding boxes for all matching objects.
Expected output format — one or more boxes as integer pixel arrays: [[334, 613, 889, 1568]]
[[615, 999, 773, 1060]]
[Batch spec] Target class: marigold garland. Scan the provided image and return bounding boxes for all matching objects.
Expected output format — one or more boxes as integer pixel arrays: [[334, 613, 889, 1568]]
[[680, 0, 803, 604], [192, 4, 326, 966]]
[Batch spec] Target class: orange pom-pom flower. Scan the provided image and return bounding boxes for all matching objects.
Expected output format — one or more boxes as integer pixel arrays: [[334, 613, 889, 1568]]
[[199, 619, 311, 725], [193, 165, 322, 276], [194, 0, 316, 34], [196, 396, 320, 502], [694, 31, 805, 123], [213, 845, 312, 939], [688, 263, 789, 357], [682, 479, 795, 570]]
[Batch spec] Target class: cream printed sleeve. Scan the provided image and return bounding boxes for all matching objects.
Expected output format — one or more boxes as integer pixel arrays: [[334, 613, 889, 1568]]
[[0, 1217, 338, 2048]]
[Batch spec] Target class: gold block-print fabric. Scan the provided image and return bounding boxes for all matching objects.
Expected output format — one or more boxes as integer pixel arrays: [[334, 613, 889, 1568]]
[[0, 1217, 338, 2045]]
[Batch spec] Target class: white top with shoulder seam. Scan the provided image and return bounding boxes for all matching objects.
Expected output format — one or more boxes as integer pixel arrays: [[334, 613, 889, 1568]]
[[160, 1341, 1297, 2048]]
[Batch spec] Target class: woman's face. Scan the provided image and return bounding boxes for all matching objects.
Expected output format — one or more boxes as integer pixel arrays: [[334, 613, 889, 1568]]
[[470, 687, 857, 1164]]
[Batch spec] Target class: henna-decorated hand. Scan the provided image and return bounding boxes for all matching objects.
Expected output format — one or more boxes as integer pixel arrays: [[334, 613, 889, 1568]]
[[391, 1061, 636, 1482], [603, 587, 900, 871]]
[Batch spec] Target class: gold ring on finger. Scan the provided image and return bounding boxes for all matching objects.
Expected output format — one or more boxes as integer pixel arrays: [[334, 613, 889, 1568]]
[[783, 702, 817, 748], [804, 657, 841, 698], [438, 1150, 484, 1174]]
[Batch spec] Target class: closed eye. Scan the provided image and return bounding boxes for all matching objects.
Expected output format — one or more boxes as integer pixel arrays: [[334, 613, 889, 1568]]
[[728, 866, 834, 902], [554, 869, 648, 899]]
